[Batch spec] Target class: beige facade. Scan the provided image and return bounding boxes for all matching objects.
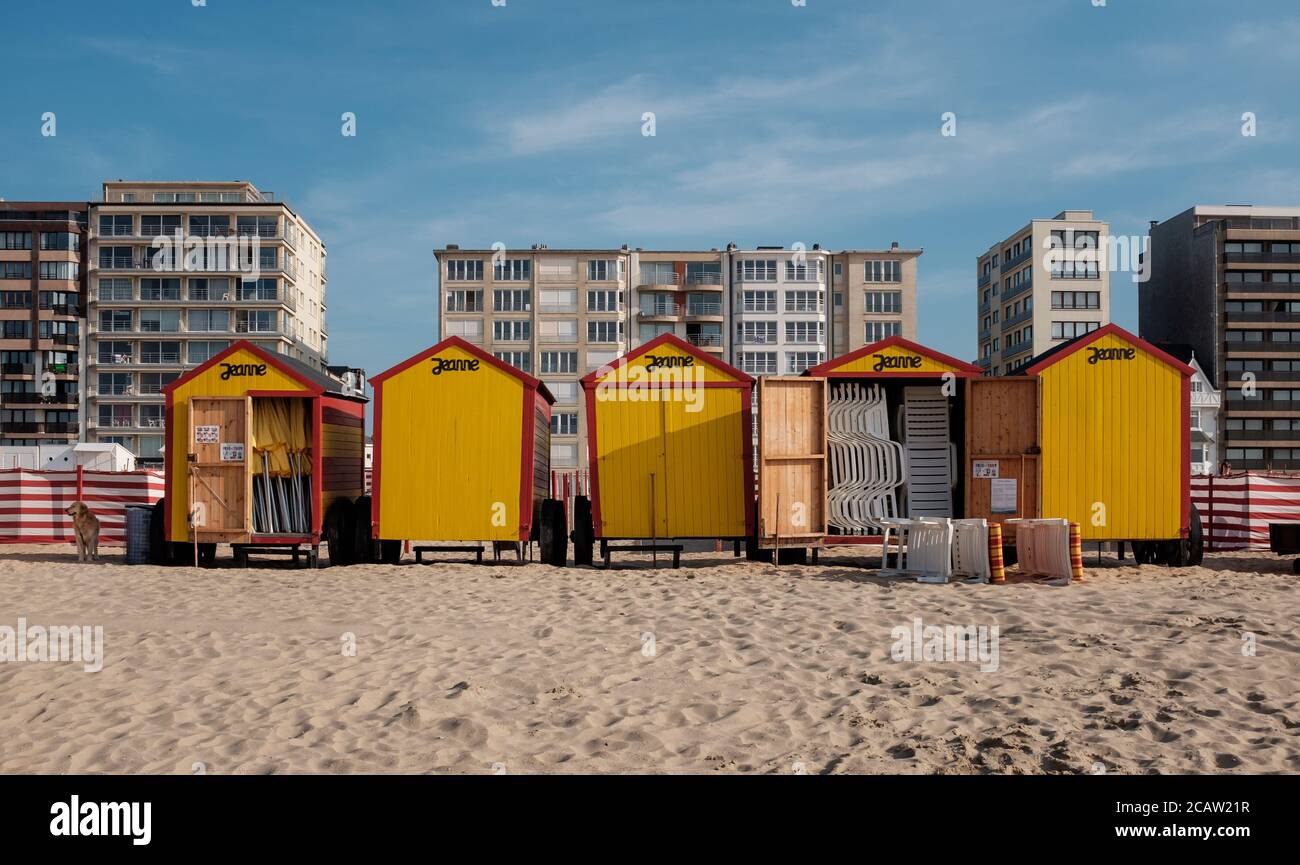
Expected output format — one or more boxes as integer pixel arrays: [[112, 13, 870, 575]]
[[830, 246, 920, 356], [85, 181, 328, 466], [976, 210, 1111, 375]]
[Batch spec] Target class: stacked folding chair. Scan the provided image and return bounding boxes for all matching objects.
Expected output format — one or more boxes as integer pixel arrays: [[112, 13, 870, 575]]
[[827, 384, 907, 535], [901, 386, 954, 518], [1005, 518, 1073, 584]]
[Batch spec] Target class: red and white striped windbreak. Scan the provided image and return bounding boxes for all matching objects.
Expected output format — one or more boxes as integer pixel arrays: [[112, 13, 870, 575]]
[[0, 468, 165, 545], [1191, 473, 1300, 551]]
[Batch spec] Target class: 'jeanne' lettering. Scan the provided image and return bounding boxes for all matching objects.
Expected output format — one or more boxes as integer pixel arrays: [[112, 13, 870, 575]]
[[1087, 346, 1136, 364], [645, 354, 694, 373], [431, 357, 480, 375], [219, 362, 267, 380], [872, 354, 923, 372]]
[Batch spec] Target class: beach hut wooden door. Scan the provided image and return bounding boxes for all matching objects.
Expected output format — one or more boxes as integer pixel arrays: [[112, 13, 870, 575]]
[[964, 377, 1039, 525], [188, 396, 251, 540]]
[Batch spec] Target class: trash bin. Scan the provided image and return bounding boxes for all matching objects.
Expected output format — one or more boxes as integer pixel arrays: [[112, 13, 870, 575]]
[[125, 505, 152, 564]]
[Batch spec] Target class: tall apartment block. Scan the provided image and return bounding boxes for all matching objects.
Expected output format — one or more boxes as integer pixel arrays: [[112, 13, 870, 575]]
[[0, 202, 88, 446], [1140, 205, 1300, 471], [436, 243, 921, 472], [86, 181, 329, 467], [830, 245, 921, 357], [976, 210, 1111, 374]]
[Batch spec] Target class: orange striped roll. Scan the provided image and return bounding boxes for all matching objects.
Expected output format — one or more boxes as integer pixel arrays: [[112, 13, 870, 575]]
[[988, 524, 1005, 584], [1069, 521, 1084, 582]]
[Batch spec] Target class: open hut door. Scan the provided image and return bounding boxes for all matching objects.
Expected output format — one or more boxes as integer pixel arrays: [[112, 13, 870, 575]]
[[188, 396, 252, 541]]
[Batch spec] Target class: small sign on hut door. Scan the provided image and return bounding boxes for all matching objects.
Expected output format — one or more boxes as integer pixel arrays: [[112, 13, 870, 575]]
[[973, 460, 1000, 479], [991, 478, 1018, 514], [195, 425, 220, 445], [220, 443, 245, 462]]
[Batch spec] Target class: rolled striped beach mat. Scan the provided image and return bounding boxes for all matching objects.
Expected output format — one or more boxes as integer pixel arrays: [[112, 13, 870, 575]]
[[988, 523, 1005, 584], [1069, 521, 1084, 582]]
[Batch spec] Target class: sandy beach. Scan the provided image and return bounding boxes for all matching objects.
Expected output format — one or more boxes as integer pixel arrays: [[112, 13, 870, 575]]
[[0, 544, 1296, 775]]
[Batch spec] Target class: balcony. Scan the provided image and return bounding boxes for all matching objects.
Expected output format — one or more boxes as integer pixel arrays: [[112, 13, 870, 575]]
[[1226, 398, 1300, 411], [686, 333, 722, 349], [978, 272, 991, 288], [639, 301, 680, 319], [1002, 338, 1033, 358], [1, 363, 34, 375], [686, 272, 724, 288], [977, 357, 991, 369], [999, 248, 1033, 272], [41, 304, 79, 317], [1225, 252, 1300, 265], [637, 272, 681, 290], [42, 422, 79, 434], [979, 328, 991, 343], [1002, 277, 1034, 302], [1003, 307, 1033, 328], [1226, 311, 1300, 324], [1224, 283, 1300, 295], [1, 422, 39, 434], [1224, 428, 1300, 443], [685, 301, 723, 318]]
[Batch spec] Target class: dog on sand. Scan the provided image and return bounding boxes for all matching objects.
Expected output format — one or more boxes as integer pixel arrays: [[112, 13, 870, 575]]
[[65, 501, 100, 562]]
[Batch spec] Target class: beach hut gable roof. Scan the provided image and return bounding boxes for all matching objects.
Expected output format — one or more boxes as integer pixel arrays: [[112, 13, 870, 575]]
[[162, 340, 326, 396], [580, 333, 753, 387], [372, 335, 554, 403], [806, 335, 983, 378], [1021, 323, 1194, 377]]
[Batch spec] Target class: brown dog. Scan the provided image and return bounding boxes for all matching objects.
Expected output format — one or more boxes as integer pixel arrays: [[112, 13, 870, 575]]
[[65, 501, 100, 562]]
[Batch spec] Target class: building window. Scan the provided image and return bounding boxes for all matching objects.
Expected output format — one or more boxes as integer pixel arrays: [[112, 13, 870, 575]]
[[446, 259, 484, 281], [737, 260, 777, 282], [493, 320, 530, 342], [785, 290, 823, 312], [140, 278, 181, 301], [785, 321, 824, 344], [551, 413, 578, 436], [0, 262, 33, 280], [493, 289, 531, 312], [1050, 321, 1101, 340], [742, 290, 776, 312], [539, 289, 577, 313], [494, 351, 531, 372], [865, 321, 901, 343], [587, 321, 622, 343], [540, 352, 578, 374], [736, 321, 777, 344], [188, 278, 230, 301], [0, 232, 32, 250], [1051, 291, 1101, 309], [444, 319, 483, 340], [40, 232, 79, 252], [587, 259, 620, 282], [785, 260, 823, 281], [586, 289, 622, 312], [864, 291, 901, 314], [494, 259, 531, 281], [446, 290, 483, 312], [547, 381, 578, 403], [786, 352, 825, 374], [865, 261, 901, 282], [738, 352, 777, 375], [190, 309, 231, 333]]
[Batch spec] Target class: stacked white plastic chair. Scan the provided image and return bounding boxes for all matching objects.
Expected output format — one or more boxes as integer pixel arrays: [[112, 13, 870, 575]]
[[827, 383, 907, 535], [901, 386, 955, 517], [951, 518, 991, 583], [1006, 518, 1072, 584], [878, 517, 954, 583]]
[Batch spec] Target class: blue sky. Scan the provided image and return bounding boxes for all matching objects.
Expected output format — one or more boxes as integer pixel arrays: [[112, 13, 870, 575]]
[[1, 0, 1298, 376]]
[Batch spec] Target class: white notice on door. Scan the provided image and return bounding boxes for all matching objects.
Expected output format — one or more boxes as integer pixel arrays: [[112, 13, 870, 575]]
[[220, 443, 245, 462], [195, 425, 219, 444], [991, 478, 1017, 514]]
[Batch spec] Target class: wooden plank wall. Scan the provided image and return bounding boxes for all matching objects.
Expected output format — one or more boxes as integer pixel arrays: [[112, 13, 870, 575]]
[[757, 377, 827, 543]]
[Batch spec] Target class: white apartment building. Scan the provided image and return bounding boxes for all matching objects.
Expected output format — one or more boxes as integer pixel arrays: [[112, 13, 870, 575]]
[[977, 210, 1111, 374], [85, 181, 329, 466], [731, 246, 830, 376]]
